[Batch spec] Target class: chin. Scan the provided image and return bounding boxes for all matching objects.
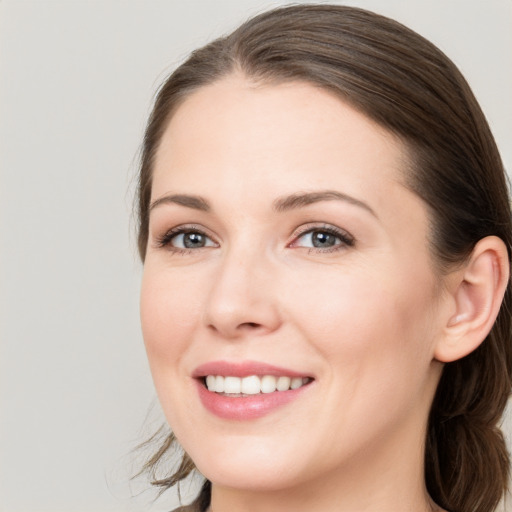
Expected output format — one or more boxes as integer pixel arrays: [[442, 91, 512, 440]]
[[187, 439, 306, 491], [200, 464, 299, 492]]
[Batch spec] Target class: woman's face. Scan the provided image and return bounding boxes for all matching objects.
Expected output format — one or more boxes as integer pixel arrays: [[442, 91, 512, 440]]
[[141, 76, 447, 492]]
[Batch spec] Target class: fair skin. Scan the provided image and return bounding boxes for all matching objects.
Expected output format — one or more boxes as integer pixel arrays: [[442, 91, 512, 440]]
[[141, 76, 508, 512]]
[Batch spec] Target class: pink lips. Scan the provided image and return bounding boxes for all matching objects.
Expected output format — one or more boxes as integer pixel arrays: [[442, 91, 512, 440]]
[[193, 360, 313, 421], [193, 360, 309, 379]]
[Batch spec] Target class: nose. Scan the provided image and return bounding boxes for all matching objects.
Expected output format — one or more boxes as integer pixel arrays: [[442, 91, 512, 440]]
[[202, 249, 282, 339]]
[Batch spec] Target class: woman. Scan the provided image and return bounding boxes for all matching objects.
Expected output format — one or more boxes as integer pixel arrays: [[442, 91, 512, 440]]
[[136, 5, 511, 512]]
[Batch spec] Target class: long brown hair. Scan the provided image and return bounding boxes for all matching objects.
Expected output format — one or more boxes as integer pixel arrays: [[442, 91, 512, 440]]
[[136, 5, 512, 511]]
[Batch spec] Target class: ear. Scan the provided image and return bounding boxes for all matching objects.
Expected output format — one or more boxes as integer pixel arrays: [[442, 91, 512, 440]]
[[434, 236, 510, 363]]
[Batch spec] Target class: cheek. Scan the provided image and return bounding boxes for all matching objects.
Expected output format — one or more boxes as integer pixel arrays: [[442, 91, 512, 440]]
[[281, 263, 437, 379], [140, 266, 203, 370], [287, 267, 438, 441], [280, 268, 384, 347]]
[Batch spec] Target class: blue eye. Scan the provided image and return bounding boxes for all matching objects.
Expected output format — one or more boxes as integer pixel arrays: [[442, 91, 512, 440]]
[[171, 231, 215, 249], [293, 226, 354, 250], [156, 228, 217, 251]]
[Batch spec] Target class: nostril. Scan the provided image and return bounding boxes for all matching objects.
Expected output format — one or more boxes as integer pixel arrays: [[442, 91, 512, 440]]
[[208, 322, 262, 331]]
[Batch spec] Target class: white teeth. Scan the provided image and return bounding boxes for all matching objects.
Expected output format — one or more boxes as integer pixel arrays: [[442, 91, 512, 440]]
[[276, 376, 291, 391], [261, 375, 277, 393], [241, 375, 261, 395], [206, 375, 216, 391], [204, 374, 310, 394], [290, 377, 303, 390], [224, 376, 241, 394], [214, 375, 224, 393]]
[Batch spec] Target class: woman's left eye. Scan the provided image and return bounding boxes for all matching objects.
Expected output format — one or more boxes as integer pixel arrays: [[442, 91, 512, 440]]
[[291, 227, 354, 251]]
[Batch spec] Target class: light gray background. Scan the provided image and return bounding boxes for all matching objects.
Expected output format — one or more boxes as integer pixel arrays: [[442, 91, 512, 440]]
[[1, 1, 511, 511]]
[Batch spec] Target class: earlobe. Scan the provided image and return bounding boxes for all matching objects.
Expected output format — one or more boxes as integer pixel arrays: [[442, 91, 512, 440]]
[[434, 236, 509, 363]]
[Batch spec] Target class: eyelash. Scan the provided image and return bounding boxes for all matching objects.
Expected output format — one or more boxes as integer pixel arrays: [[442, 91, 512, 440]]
[[154, 223, 355, 254], [290, 224, 355, 253], [154, 224, 215, 255]]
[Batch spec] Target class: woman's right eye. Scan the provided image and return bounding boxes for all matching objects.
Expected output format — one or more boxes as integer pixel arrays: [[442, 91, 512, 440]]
[[156, 228, 217, 251]]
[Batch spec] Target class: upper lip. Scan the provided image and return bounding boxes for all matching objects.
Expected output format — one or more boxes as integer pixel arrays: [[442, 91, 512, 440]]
[[192, 360, 313, 379]]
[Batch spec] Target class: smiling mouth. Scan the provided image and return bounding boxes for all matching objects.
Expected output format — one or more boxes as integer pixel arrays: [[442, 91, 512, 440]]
[[203, 375, 313, 395]]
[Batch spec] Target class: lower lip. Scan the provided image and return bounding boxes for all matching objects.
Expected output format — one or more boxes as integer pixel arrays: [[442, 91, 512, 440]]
[[195, 380, 311, 420]]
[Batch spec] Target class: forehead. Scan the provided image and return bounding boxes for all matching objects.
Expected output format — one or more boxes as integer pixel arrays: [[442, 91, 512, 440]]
[[151, 75, 418, 228], [158, 75, 405, 166]]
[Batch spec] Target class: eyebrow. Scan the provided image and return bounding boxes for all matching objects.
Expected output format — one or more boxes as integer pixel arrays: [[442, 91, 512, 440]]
[[273, 190, 377, 217], [149, 194, 210, 212], [149, 190, 376, 217]]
